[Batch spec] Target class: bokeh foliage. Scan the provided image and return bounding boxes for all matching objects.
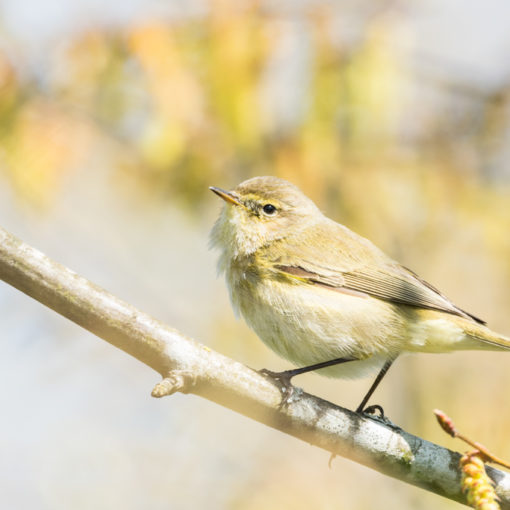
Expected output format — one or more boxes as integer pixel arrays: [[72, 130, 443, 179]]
[[1, 3, 508, 210]]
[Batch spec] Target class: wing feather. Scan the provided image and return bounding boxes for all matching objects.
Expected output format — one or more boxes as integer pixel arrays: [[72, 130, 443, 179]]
[[267, 219, 485, 324], [275, 262, 484, 324]]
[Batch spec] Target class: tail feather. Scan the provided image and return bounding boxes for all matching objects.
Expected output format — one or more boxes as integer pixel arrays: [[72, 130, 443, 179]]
[[467, 323, 510, 351]]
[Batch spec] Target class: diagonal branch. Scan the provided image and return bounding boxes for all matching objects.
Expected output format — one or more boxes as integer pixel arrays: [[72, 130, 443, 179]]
[[0, 225, 508, 508]]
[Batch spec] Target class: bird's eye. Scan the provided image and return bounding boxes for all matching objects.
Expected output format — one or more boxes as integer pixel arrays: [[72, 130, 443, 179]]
[[262, 203, 277, 216]]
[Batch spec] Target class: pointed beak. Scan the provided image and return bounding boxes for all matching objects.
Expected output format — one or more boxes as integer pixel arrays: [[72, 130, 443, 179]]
[[209, 186, 243, 206]]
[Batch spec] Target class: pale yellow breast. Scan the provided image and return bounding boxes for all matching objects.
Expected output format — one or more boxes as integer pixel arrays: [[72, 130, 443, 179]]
[[230, 269, 404, 367]]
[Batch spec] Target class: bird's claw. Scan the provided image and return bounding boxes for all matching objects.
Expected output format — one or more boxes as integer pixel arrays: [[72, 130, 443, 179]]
[[259, 368, 303, 409], [362, 404, 385, 417], [358, 404, 401, 431]]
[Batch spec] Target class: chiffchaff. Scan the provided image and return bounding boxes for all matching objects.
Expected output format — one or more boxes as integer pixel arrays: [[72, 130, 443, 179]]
[[209, 176, 510, 412]]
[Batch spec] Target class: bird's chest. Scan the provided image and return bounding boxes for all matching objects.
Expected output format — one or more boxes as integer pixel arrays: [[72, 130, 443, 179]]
[[226, 262, 266, 317], [225, 261, 399, 366], [226, 263, 286, 336], [227, 263, 346, 360]]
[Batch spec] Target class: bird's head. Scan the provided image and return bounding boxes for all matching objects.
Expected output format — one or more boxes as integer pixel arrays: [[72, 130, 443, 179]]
[[209, 176, 321, 264]]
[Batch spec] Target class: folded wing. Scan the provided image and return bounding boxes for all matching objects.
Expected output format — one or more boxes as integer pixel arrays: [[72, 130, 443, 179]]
[[270, 222, 485, 324]]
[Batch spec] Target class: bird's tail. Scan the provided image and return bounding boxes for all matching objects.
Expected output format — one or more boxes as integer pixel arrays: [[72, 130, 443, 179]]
[[466, 323, 510, 351]]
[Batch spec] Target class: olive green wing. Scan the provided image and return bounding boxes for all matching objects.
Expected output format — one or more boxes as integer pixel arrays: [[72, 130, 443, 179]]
[[269, 222, 485, 324], [275, 260, 485, 324]]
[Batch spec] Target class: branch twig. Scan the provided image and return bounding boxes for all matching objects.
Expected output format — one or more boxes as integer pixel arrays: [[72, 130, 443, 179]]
[[435, 409, 510, 470], [1, 225, 509, 508]]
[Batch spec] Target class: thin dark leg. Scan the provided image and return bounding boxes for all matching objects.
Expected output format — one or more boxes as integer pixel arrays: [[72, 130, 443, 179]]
[[274, 356, 356, 379], [355, 359, 395, 414], [260, 357, 356, 408]]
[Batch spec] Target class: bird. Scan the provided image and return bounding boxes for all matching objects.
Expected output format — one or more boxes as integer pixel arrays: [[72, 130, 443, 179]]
[[209, 175, 510, 413]]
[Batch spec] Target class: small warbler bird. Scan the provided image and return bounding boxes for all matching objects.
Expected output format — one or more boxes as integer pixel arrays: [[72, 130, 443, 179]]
[[209, 176, 510, 413]]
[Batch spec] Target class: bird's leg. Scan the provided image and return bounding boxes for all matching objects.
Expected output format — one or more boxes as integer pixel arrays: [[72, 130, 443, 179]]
[[355, 359, 395, 416], [259, 357, 356, 408]]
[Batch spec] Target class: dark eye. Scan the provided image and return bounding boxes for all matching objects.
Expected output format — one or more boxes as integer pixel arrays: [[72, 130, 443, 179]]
[[262, 203, 277, 216]]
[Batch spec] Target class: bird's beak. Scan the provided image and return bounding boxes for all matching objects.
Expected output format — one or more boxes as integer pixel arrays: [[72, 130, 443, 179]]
[[209, 186, 243, 206]]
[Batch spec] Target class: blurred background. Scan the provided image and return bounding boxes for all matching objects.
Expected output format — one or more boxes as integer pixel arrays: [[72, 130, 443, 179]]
[[1, 1, 510, 508]]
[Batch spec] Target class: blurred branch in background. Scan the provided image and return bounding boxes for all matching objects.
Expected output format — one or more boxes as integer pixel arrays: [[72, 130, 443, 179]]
[[1, 223, 510, 509]]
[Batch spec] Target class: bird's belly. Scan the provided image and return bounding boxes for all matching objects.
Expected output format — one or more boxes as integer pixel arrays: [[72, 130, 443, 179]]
[[232, 277, 402, 378]]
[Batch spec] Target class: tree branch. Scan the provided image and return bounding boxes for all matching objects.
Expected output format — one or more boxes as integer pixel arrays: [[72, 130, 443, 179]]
[[0, 225, 508, 508]]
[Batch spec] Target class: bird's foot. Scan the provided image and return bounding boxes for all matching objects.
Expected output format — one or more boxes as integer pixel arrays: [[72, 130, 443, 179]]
[[357, 404, 401, 431], [259, 368, 303, 409], [359, 404, 385, 417]]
